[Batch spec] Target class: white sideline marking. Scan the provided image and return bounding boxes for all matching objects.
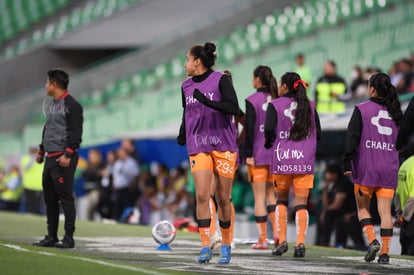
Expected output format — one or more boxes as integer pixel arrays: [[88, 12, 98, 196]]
[[326, 256, 414, 269], [1, 243, 164, 275]]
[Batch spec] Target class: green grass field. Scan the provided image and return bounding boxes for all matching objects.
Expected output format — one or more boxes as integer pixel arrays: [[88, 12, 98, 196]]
[[1, 211, 413, 275]]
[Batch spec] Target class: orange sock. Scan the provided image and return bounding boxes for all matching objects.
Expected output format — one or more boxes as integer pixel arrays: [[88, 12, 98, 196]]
[[295, 208, 308, 246], [219, 220, 231, 245], [276, 204, 287, 243], [209, 197, 217, 236], [362, 225, 376, 244], [199, 227, 211, 247], [380, 228, 393, 255], [267, 206, 277, 239], [230, 202, 235, 242]]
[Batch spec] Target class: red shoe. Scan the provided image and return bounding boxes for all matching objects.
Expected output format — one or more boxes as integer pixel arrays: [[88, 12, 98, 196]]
[[251, 241, 268, 250], [273, 237, 280, 248]]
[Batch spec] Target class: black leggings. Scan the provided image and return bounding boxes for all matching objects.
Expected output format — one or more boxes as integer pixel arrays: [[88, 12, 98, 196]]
[[43, 154, 78, 238]]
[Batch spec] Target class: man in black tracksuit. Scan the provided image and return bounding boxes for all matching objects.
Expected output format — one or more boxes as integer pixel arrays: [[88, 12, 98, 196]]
[[33, 69, 83, 249]]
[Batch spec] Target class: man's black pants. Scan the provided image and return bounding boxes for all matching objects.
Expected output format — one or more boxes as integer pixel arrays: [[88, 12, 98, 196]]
[[42, 154, 78, 238]]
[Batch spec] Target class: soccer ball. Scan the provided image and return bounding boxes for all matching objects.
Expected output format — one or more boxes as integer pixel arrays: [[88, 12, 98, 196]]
[[152, 220, 176, 245]]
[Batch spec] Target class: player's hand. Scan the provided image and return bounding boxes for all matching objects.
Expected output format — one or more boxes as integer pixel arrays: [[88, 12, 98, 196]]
[[57, 155, 71, 167], [344, 171, 352, 176], [35, 149, 44, 164], [246, 157, 254, 166], [394, 214, 404, 228], [193, 89, 208, 104]]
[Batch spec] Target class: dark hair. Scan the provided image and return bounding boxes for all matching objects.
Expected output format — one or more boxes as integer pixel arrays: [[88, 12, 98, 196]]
[[223, 70, 233, 84], [296, 53, 304, 59], [369, 73, 402, 123], [325, 163, 342, 175], [326, 60, 336, 69], [47, 68, 69, 90], [280, 72, 312, 141], [189, 42, 217, 69], [253, 65, 278, 99]]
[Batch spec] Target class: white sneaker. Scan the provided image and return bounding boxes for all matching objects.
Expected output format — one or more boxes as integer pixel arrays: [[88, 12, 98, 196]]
[[210, 232, 222, 250], [231, 240, 236, 250]]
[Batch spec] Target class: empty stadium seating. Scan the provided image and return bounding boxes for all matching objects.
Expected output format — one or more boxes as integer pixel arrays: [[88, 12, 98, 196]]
[[1, 0, 140, 59]]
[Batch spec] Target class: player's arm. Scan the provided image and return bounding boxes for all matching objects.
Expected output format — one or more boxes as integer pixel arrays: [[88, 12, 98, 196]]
[[314, 109, 321, 141], [65, 99, 83, 158], [244, 100, 256, 159], [177, 88, 186, 146], [193, 75, 239, 115], [264, 104, 277, 149], [36, 124, 46, 163], [343, 107, 362, 173], [396, 96, 414, 150]]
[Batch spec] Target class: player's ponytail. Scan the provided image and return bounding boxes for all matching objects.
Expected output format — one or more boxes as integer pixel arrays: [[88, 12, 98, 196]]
[[190, 42, 217, 69], [281, 72, 312, 141], [369, 73, 402, 124], [253, 65, 278, 99]]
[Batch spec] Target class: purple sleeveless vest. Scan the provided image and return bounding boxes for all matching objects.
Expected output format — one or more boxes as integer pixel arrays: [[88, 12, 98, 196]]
[[351, 100, 399, 188], [270, 97, 317, 175], [182, 71, 238, 155], [246, 91, 273, 166]]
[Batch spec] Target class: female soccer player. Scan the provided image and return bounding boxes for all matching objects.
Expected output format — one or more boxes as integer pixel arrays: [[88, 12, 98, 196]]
[[264, 72, 321, 257], [177, 42, 239, 264], [343, 73, 402, 264], [245, 65, 279, 249]]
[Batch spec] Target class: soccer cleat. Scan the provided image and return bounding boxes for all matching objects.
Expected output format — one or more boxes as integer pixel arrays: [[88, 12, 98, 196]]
[[198, 246, 212, 263], [272, 241, 288, 256], [210, 232, 222, 250], [218, 244, 231, 264], [378, 254, 390, 264], [293, 243, 306, 258], [32, 235, 58, 247], [364, 239, 380, 262], [55, 235, 75, 249], [251, 241, 268, 250]]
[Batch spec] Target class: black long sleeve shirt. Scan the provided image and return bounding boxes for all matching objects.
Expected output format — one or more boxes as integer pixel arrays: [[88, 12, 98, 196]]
[[264, 93, 321, 147], [343, 97, 387, 172], [396, 96, 414, 150], [177, 70, 239, 145], [244, 87, 270, 158]]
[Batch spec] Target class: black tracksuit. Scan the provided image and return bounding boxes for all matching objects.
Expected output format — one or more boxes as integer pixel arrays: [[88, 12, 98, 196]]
[[40, 92, 83, 238]]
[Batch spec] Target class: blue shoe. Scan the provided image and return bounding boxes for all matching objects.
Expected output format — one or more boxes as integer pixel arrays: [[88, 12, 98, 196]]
[[218, 244, 231, 264], [198, 246, 212, 263]]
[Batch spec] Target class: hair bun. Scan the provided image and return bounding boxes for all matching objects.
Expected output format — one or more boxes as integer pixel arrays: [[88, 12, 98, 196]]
[[204, 42, 216, 55]]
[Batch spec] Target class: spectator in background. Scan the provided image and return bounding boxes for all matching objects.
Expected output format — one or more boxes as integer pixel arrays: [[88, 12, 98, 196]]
[[316, 164, 365, 249], [396, 59, 414, 94], [112, 147, 139, 220], [389, 61, 403, 87], [396, 142, 414, 256], [137, 165, 156, 225], [150, 163, 173, 225], [350, 66, 368, 99], [0, 165, 22, 211], [295, 53, 312, 85], [121, 138, 141, 165], [315, 60, 348, 113], [396, 96, 414, 159], [20, 146, 44, 214], [79, 149, 103, 220], [97, 150, 117, 219]]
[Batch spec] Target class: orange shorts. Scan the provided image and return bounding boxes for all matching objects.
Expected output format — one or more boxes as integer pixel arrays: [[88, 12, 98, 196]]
[[248, 165, 273, 183], [189, 151, 237, 179], [354, 184, 395, 199], [272, 174, 314, 193]]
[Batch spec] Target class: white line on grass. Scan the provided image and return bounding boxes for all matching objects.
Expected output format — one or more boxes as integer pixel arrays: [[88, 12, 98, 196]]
[[1, 244, 165, 275]]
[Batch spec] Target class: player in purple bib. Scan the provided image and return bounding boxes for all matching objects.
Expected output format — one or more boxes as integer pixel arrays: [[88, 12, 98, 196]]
[[177, 42, 239, 264], [245, 65, 279, 249], [343, 73, 402, 264], [265, 72, 321, 258]]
